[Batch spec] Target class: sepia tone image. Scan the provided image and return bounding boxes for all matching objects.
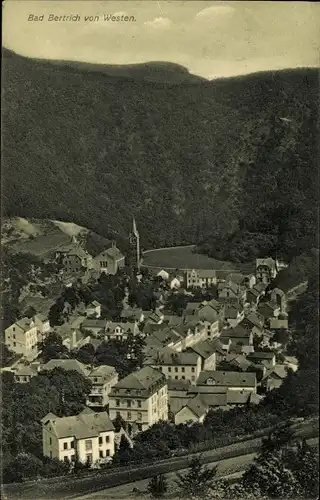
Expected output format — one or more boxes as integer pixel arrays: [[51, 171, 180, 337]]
[[1, 1, 319, 499]]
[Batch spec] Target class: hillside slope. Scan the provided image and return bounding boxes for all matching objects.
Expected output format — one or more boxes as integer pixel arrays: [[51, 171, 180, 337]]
[[2, 49, 318, 257]]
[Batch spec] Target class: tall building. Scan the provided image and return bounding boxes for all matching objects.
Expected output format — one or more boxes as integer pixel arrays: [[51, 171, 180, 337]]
[[129, 218, 140, 271], [109, 366, 168, 436]]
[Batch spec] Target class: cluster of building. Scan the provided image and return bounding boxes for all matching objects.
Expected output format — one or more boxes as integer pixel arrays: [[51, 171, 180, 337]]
[[4, 217, 297, 468]]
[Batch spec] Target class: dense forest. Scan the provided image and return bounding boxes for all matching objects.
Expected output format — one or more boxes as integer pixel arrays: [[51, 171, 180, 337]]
[[2, 49, 318, 260]]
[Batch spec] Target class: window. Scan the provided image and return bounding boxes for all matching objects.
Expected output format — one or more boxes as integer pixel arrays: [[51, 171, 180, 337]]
[[168, 367, 171, 372], [63, 442, 68, 450], [137, 412, 142, 421], [13, 342, 16, 347], [181, 367, 185, 373], [175, 376, 178, 380], [70, 441, 75, 449], [86, 454, 93, 464], [99, 436, 103, 445], [127, 411, 132, 420], [182, 376, 185, 380], [71, 455, 75, 462], [105, 435, 110, 443], [191, 376, 195, 381], [13, 327, 15, 332], [175, 367, 178, 372], [137, 424, 143, 432], [63, 456, 69, 463], [106, 449, 110, 456], [127, 400, 131, 407], [137, 401, 142, 408], [85, 440, 92, 451], [191, 367, 195, 373], [99, 450, 104, 458], [116, 399, 120, 407], [13, 334, 15, 339]]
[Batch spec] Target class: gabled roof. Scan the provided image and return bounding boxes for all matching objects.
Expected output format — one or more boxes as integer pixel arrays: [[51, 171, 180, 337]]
[[111, 366, 166, 391], [89, 300, 101, 308], [89, 365, 117, 379], [167, 379, 191, 391], [197, 370, 256, 388], [247, 288, 260, 297], [253, 282, 268, 294], [223, 354, 252, 371], [218, 282, 239, 294], [225, 303, 243, 318], [242, 312, 264, 329], [34, 313, 48, 322], [13, 317, 35, 332], [184, 302, 200, 314], [226, 273, 245, 285], [226, 389, 262, 405], [178, 394, 208, 418], [105, 322, 138, 333], [155, 350, 200, 366], [220, 325, 252, 339], [256, 258, 276, 270], [247, 351, 275, 360], [97, 246, 124, 261], [41, 359, 90, 377], [187, 340, 217, 359], [82, 318, 107, 329], [210, 339, 227, 355], [197, 270, 216, 279], [41, 409, 114, 438]]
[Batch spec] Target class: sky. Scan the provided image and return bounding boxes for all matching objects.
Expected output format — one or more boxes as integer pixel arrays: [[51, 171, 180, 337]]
[[2, 0, 319, 79]]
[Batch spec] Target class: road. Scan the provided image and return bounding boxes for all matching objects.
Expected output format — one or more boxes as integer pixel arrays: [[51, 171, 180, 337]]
[[3, 419, 318, 500]]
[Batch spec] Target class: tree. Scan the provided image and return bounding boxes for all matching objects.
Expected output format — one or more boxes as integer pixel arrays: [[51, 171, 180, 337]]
[[39, 331, 69, 362], [289, 439, 319, 498], [113, 434, 133, 465], [147, 474, 168, 498], [72, 342, 95, 364], [175, 456, 218, 498]]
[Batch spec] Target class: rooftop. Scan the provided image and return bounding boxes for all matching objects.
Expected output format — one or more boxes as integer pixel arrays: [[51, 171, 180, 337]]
[[41, 408, 114, 439], [41, 359, 90, 377], [197, 370, 256, 388], [111, 366, 166, 392], [187, 340, 217, 359]]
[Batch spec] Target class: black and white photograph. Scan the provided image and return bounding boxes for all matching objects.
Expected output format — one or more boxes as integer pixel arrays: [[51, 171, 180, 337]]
[[1, 1, 319, 499]]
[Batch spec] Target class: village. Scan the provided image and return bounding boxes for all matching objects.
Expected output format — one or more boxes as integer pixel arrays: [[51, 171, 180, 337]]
[[3, 219, 300, 469]]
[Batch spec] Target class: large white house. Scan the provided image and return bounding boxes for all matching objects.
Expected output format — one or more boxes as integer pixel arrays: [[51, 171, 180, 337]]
[[109, 366, 168, 436], [41, 408, 115, 465], [87, 365, 119, 408], [5, 318, 38, 360]]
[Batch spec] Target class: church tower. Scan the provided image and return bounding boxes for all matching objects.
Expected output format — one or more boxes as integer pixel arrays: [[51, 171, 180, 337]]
[[129, 218, 141, 272]]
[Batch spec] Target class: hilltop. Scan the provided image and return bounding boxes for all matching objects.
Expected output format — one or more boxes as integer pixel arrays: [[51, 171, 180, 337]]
[[2, 49, 318, 259]]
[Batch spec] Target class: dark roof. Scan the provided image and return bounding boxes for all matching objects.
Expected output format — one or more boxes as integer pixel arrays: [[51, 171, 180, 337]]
[[187, 340, 217, 359], [197, 370, 256, 388], [82, 318, 107, 329], [225, 303, 242, 318], [167, 379, 191, 391], [220, 325, 251, 339], [248, 351, 275, 360], [41, 409, 114, 438], [178, 394, 208, 418], [111, 366, 166, 391]]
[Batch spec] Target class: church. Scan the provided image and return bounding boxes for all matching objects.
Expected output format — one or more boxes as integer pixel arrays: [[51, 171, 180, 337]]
[[92, 219, 141, 275]]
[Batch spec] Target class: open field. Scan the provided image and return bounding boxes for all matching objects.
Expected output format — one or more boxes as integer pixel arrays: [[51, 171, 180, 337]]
[[142, 246, 254, 273]]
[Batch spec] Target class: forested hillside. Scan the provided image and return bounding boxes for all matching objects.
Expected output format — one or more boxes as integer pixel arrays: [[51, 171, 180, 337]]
[[2, 48, 318, 259]]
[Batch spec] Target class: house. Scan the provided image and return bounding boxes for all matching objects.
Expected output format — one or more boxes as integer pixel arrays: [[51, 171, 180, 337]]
[[85, 301, 101, 318], [33, 314, 51, 342], [175, 394, 209, 425], [105, 321, 140, 341], [169, 275, 182, 290], [253, 282, 268, 296], [241, 312, 265, 337], [187, 340, 217, 371], [219, 353, 252, 372], [269, 313, 289, 330], [247, 351, 276, 370], [268, 288, 287, 312], [242, 274, 256, 289], [246, 287, 260, 305], [81, 318, 107, 336], [225, 389, 262, 407], [40, 359, 90, 377], [224, 303, 244, 327], [87, 365, 119, 408], [41, 408, 115, 465], [150, 349, 202, 385], [220, 325, 253, 347], [256, 258, 277, 284], [173, 322, 207, 349], [109, 366, 168, 436], [199, 299, 224, 323], [167, 379, 192, 417], [157, 269, 170, 281], [14, 362, 41, 383], [186, 269, 217, 289], [146, 327, 183, 351], [5, 318, 38, 360], [56, 245, 93, 273], [261, 364, 289, 391], [257, 301, 280, 320], [196, 370, 257, 394], [217, 281, 243, 302], [225, 273, 245, 286], [93, 242, 125, 275], [143, 309, 164, 325]]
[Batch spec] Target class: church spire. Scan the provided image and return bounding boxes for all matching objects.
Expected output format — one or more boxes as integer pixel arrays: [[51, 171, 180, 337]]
[[130, 218, 140, 272]]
